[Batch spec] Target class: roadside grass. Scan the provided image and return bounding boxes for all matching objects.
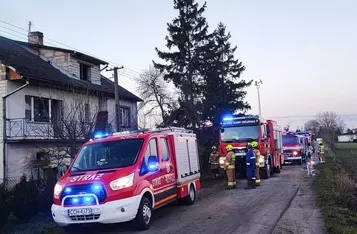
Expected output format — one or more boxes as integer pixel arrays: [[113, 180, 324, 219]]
[[314, 146, 357, 234], [335, 142, 357, 150]]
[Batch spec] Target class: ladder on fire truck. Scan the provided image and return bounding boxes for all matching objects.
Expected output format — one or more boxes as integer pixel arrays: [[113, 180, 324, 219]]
[[113, 127, 193, 136]]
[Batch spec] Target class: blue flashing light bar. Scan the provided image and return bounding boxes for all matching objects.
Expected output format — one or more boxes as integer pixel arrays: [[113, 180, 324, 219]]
[[94, 131, 110, 140], [222, 114, 259, 122]]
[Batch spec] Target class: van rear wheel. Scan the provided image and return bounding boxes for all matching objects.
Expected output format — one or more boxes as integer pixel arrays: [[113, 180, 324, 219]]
[[134, 196, 152, 230]]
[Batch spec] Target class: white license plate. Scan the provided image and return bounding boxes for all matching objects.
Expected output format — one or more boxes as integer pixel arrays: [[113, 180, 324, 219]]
[[67, 208, 93, 216]]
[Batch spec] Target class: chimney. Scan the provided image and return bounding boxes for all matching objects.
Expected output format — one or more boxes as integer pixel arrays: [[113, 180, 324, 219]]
[[28, 31, 44, 45]]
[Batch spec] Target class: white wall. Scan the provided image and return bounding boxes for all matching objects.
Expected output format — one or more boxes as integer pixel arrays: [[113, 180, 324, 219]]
[[338, 134, 357, 142]]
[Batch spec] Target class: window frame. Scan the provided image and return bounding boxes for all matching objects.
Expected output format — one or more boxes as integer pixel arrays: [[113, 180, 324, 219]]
[[24, 95, 63, 123], [79, 63, 91, 81], [120, 106, 131, 128], [160, 137, 170, 162]]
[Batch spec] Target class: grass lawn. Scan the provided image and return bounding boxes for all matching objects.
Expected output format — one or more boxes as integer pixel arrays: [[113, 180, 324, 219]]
[[314, 144, 357, 234], [335, 142, 357, 149]]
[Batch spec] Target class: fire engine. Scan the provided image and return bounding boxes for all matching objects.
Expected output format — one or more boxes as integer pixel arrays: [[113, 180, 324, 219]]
[[51, 127, 201, 231], [282, 132, 305, 165], [296, 132, 313, 159], [218, 115, 283, 179]]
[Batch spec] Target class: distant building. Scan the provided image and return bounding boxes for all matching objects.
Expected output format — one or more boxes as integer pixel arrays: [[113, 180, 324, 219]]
[[338, 131, 357, 142]]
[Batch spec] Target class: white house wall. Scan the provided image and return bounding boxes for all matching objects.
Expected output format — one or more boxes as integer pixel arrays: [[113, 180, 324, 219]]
[[338, 134, 357, 142], [6, 82, 100, 120]]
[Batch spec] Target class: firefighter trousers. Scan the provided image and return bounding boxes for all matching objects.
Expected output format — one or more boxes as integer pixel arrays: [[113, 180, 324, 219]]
[[255, 163, 260, 185], [226, 168, 236, 188]]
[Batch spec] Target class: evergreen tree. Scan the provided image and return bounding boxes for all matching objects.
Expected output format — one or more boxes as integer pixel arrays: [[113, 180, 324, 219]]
[[153, 0, 209, 128], [201, 22, 252, 126]]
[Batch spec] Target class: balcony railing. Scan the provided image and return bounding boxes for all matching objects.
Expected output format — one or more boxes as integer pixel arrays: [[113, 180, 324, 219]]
[[6, 118, 129, 141]]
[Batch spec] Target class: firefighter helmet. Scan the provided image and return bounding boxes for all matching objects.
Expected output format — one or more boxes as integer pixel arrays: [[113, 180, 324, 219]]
[[225, 144, 233, 151], [212, 146, 217, 150], [251, 141, 258, 148]]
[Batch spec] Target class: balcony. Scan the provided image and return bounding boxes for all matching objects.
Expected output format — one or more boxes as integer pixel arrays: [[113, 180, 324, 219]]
[[6, 118, 116, 141], [6, 118, 135, 141]]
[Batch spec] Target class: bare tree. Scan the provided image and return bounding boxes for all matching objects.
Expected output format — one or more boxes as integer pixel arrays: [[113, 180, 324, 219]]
[[23, 86, 108, 185], [135, 66, 174, 127], [316, 111, 345, 148], [305, 119, 320, 136]]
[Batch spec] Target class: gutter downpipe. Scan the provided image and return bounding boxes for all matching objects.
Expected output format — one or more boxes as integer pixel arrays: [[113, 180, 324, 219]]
[[2, 80, 29, 183]]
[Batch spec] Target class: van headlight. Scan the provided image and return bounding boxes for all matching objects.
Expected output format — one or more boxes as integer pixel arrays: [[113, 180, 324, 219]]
[[54, 183, 63, 196], [293, 151, 298, 155], [110, 173, 134, 190]]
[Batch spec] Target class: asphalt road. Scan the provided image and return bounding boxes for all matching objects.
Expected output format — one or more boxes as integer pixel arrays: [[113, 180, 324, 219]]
[[73, 163, 323, 234]]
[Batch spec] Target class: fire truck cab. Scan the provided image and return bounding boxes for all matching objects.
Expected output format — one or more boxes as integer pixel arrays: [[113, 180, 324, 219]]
[[218, 115, 283, 179], [282, 132, 305, 165], [51, 128, 200, 231]]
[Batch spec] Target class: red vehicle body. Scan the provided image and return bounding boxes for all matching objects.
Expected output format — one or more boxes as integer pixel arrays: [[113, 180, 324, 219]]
[[282, 132, 305, 165], [51, 128, 200, 230], [218, 115, 283, 179]]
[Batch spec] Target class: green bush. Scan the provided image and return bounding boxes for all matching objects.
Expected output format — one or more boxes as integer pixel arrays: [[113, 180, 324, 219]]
[[0, 182, 11, 228], [11, 175, 38, 220]]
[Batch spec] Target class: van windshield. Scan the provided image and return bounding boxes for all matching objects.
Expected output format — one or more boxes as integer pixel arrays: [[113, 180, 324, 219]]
[[70, 138, 144, 172]]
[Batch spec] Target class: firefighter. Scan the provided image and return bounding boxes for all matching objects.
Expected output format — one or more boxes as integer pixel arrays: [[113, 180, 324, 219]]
[[209, 146, 220, 178], [318, 140, 325, 164], [224, 144, 236, 189], [251, 141, 261, 186], [245, 143, 256, 189]]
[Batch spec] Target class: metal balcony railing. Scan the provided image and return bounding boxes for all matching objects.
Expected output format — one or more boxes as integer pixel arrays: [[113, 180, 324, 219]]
[[5, 118, 122, 140]]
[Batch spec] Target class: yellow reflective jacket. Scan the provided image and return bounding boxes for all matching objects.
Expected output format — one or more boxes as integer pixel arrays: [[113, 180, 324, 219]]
[[225, 151, 235, 169]]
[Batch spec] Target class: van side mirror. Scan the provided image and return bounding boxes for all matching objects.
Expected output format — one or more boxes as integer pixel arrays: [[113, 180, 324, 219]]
[[220, 128, 225, 133]]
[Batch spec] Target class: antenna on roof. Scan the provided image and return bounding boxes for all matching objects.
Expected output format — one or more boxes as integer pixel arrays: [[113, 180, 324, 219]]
[[28, 21, 32, 33]]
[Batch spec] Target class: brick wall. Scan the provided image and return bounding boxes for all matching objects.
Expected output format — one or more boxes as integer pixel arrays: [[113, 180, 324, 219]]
[[0, 64, 5, 80], [39, 49, 70, 72], [91, 66, 101, 85], [0, 76, 7, 180]]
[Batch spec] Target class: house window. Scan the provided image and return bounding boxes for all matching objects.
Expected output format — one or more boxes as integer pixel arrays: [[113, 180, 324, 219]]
[[80, 64, 90, 81], [85, 103, 90, 122], [120, 106, 130, 128], [25, 95, 62, 122]]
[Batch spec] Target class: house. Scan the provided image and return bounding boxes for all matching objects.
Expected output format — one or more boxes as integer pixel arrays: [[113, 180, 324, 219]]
[[338, 130, 357, 142], [0, 32, 142, 182]]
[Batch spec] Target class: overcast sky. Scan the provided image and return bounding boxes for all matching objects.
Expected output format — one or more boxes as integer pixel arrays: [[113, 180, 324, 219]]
[[1, 0, 357, 129]]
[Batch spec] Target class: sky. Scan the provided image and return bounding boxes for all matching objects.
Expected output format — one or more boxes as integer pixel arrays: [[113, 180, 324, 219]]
[[1, 0, 357, 130]]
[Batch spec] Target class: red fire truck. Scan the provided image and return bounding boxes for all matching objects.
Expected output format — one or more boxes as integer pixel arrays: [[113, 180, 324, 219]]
[[218, 115, 283, 179], [282, 132, 305, 165], [51, 128, 200, 231]]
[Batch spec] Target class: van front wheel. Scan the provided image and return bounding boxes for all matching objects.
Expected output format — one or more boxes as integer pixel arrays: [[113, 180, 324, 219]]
[[134, 196, 152, 230]]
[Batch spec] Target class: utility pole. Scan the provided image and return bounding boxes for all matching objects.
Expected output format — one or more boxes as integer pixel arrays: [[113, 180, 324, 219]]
[[28, 21, 32, 32], [254, 79, 263, 120], [107, 66, 124, 132]]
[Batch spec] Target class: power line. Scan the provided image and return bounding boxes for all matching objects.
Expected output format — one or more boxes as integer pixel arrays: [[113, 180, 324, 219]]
[[0, 19, 143, 76]]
